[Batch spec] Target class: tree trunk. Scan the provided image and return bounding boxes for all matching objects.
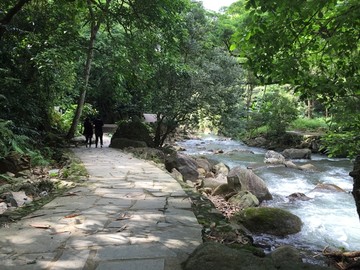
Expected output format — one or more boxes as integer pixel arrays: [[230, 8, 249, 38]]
[[350, 155, 360, 220], [246, 72, 255, 122], [66, 22, 99, 139], [307, 99, 313, 118], [66, 0, 111, 139]]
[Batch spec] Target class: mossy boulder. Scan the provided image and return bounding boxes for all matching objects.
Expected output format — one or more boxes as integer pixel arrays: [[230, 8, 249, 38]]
[[183, 242, 333, 270], [183, 242, 274, 270], [230, 207, 302, 236], [111, 120, 153, 147], [110, 138, 147, 149]]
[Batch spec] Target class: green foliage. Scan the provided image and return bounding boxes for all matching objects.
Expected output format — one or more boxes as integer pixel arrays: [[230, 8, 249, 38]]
[[248, 87, 298, 138], [53, 104, 97, 135], [0, 0, 82, 130], [0, 120, 29, 159], [289, 117, 328, 132], [321, 131, 360, 159], [27, 149, 50, 167], [223, 0, 359, 157], [0, 119, 55, 167], [247, 125, 269, 138], [321, 97, 360, 158]]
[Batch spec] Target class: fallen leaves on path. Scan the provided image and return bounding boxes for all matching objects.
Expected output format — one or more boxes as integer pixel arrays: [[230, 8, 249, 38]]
[[64, 213, 81, 218], [30, 224, 51, 229]]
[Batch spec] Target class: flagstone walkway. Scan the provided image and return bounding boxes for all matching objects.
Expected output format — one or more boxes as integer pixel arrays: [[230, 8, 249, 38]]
[[0, 135, 202, 270]]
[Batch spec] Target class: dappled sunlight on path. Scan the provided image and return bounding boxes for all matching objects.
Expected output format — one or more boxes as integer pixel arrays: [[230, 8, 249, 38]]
[[0, 135, 202, 270]]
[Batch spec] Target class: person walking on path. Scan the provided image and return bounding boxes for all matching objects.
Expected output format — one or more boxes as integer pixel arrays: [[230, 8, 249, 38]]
[[94, 116, 104, 148], [83, 117, 93, 147]]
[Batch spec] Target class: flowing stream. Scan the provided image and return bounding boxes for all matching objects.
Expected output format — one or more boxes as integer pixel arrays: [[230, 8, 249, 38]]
[[176, 134, 360, 255]]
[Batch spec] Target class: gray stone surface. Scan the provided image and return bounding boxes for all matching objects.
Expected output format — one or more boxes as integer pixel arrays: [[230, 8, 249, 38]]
[[0, 135, 202, 270]]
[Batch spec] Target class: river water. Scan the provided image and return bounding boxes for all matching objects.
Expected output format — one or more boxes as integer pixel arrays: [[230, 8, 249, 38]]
[[176, 135, 360, 255]]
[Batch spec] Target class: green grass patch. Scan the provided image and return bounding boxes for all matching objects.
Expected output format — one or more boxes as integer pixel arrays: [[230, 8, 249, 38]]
[[247, 125, 269, 138], [289, 117, 328, 132]]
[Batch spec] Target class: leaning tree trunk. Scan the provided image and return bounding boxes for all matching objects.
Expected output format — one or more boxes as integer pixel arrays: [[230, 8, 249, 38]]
[[66, 0, 111, 139], [66, 21, 99, 139], [350, 155, 360, 220]]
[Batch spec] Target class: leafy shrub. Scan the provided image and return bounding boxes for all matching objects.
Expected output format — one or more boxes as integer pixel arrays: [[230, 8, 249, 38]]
[[247, 88, 298, 138], [289, 117, 328, 132], [321, 97, 360, 158], [0, 120, 55, 166], [52, 103, 98, 135], [0, 120, 29, 159]]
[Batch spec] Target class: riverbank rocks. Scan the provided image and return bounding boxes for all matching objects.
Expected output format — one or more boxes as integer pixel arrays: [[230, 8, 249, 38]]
[[227, 167, 272, 202], [212, 183, 233, 196], [183, 242, 333, 270], [310, 183, 346, 193], [165, 153, 199, 181], [213, 162, 229, 176], [264, 150, 286, 165], [230, 207, 302, 236], [298, 163, 318, 172], [282, 148, 312, 159], [202, 177, 226, 189], [287, 192, 312, 202], [196, 158, 212, 173], [228, 191, 259, 209]]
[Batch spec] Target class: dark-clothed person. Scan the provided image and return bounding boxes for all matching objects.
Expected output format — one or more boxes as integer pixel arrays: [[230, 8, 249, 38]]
[[94, 117, 104, 148], [83, 117, 93, 147]]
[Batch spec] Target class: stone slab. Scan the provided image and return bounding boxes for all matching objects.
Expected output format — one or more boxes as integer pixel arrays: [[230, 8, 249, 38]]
[[95, 243, 177, 260], [96, 258, 164, 270], [49, 249, 90, 270]]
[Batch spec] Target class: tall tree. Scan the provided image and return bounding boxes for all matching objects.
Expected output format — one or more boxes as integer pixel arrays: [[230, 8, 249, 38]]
[[66, 0, 111, 139], [66, 0, 190, 139], [228, 0, 359, 156], [0, 0, 82, 130]]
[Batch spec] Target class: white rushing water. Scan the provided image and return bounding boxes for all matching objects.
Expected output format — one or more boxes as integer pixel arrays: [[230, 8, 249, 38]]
[[176, 135, 360, 252]]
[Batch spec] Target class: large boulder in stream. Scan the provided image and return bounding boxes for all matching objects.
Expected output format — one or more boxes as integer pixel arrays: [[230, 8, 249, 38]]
[[230, 207, 303, 236], [310, 183, 347, 193], [227, 166, 272, 202], [183, 242, 333, 270], [282, 148, 312, 159], [264, 150, 286, 165]]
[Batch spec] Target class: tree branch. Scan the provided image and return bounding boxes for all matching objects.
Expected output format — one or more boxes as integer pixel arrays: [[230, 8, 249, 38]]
[[0, 0, 32, 40]]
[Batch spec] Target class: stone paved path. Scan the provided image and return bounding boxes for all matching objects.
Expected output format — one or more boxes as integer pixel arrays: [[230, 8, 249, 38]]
[[0, 135, 202, 269]]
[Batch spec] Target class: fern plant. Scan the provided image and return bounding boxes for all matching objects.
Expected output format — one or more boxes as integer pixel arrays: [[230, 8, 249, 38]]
[[0, 119, 30, 159]]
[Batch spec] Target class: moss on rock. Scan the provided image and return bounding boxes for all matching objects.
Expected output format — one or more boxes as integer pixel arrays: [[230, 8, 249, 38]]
[[230, 207, 302, 236]]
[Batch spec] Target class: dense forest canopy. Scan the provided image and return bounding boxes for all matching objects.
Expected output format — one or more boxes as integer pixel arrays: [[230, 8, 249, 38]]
[[0, 0, 358, 156]]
